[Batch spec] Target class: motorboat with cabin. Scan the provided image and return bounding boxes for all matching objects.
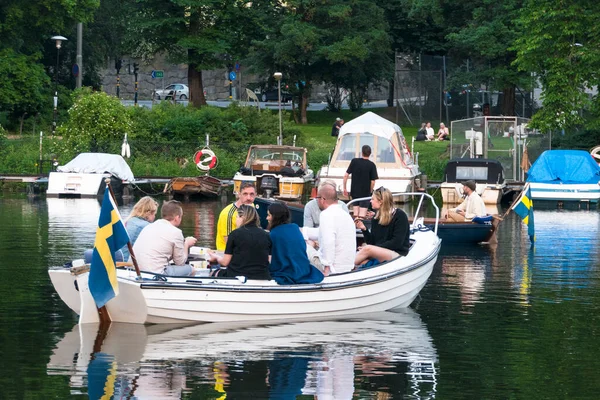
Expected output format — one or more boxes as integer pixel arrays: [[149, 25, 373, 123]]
[[47, 153, 134, 198], [48, 192, 441, 324], [440, 158, 507, 204], [233, 145, 313, 200], [317, 112, 420, 202], [527, 150, 600, 205]]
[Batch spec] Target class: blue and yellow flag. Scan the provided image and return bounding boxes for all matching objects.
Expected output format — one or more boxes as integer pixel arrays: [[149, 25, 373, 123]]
[[512, 183, 535, 243], [89, 189, 130, 308]]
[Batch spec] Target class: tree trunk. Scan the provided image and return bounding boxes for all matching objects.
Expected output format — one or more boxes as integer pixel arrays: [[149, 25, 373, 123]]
[[387, 78, 394, 107], [188, 62, 207, 108], [502, 85, 516, 116], [19, 113, 27, 136], [300, 91, 309, 124]]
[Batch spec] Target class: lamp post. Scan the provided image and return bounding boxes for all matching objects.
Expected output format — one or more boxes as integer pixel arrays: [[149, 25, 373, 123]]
[[274, 72, 283, 145], [50, 35, 67, 136]]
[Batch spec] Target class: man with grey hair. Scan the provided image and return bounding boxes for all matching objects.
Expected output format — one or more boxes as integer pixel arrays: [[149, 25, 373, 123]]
[[303, 180, 349, 228], [305, 183, 356, 275]]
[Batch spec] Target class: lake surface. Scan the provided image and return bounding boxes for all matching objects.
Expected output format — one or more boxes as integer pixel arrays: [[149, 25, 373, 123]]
[[1, 195, 600, 399]]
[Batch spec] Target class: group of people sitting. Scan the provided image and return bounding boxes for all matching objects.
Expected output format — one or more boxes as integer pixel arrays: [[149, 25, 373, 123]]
[[119, 180, 412, 285], [416, 122, 449, 141]]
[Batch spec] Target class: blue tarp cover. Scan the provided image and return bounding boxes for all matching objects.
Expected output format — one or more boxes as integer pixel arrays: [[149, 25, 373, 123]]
[[527, 150, 600, 184]]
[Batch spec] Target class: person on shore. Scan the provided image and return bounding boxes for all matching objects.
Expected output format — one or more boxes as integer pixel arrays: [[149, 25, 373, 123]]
[[215, 182, 256, 251], [305, 183, 356, 275], [208, 204, 272, 280], [416, 123, 428, 141], [354, 187, 410, 265], [120, 196, 158, 261], [267, 202, 324, 284], [343, 145, 378, 221], [425, 122, 435, 141], [303, 180, 349, 228], [133, 200, 197, 276], [437, 123, 450, 141], [446, 180, 485, 222]]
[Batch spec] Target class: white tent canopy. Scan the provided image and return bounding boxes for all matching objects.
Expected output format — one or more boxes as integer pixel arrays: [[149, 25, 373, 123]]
[[57, 153, 135, 182], [339, 111, 402, 140]]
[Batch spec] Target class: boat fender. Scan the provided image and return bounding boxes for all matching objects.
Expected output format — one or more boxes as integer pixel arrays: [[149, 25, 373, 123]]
[[194, 149, 218, 171]]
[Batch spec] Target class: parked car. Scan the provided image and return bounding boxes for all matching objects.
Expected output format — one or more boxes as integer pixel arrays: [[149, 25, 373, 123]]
[[153, 84, 189, 100], [259, 89, 293, 103]]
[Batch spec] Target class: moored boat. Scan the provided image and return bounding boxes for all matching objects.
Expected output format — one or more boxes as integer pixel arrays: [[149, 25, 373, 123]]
[[164, 175, 224, 199], [233, 145, 313, 200], [440, 158, 507, 204], [527, 150, 600, 205], [317, 112, 420, 202]]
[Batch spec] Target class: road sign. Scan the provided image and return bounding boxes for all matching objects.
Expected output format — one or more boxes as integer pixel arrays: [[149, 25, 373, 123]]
[[229, 71, 237, 81], [151, 70, 164, 79], [235, 62, 240, 71], [72, 64, 79, 77]]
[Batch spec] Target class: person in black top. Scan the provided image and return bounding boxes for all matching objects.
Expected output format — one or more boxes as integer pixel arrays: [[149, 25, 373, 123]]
[[416, 122, 428, 141], [343, 145, 379, 220], [354, 187, 410, 265], [207, 204, 272, 280], [331, 117, 343, 137]]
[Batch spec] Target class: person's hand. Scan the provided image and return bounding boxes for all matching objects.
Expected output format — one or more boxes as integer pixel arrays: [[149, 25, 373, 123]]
[[207, 250, 219, 263], [355, 219, 366, 230], [306, 239, 317, 249], [343, 189, 348, 197], [365, 210, 375, 220], [185, 236, 197, 247]]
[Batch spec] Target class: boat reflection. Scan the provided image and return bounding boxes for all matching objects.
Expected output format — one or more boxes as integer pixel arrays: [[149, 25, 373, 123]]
[[48, 310, 438, 398]]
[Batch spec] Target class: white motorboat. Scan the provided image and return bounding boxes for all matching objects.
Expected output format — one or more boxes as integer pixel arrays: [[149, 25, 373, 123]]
[[47, 309, 438, 398], [47, 153, 134, 198], [232, 144, 314, 200], [317, 112, 420, 202], [48, 193, 441, 325], [527, 150, 600, 204]]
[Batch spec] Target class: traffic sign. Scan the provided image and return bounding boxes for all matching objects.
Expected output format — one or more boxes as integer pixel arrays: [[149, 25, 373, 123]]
[[151, 70, 164, 79], [235, 62, 240, 71], [229, 71, 237, 81], [72, 64, 79, 77]]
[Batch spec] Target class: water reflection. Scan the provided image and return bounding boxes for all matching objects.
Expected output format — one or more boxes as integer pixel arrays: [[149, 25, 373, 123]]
[[48, 310, 438, 399]]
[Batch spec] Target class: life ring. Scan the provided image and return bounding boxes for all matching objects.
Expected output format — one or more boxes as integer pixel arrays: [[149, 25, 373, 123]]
[[194, 149, 218, 171]]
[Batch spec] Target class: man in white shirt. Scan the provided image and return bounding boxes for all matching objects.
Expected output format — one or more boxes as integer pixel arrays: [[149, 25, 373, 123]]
[[305, 184, 356, 275], [132, 200, 197, 275], [446, 180, 486, 222], [303, 180, 349, 228]]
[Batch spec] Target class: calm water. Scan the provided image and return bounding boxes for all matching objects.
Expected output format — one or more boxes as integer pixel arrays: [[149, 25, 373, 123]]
[[1, 195, 600, 399]]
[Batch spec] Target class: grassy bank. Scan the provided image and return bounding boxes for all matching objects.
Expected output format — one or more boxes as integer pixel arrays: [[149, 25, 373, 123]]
[[297, 108, 449, 181]]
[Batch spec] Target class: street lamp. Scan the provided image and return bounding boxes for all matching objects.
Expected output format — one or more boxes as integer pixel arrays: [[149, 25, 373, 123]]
[[51, 35, 67, 136], [274, 72, 283, 145]]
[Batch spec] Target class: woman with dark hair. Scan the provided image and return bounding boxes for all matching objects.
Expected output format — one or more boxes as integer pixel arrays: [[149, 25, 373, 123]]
[[267, 202, 324, 284], [207, 204, 271, 280], [354, 187, 410, 265]]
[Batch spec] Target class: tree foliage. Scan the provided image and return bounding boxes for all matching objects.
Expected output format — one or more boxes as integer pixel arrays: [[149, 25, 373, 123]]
[[514, 0, 600, 131]]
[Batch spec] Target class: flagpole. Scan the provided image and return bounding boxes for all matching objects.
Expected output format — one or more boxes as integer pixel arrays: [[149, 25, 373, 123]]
[[105, 179, 142, 278], [483, 183, 528, 243]]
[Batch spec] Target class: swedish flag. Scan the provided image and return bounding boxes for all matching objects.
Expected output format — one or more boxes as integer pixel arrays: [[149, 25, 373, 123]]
[[89, 189, 130, 308], [512, 184, 535, 243]]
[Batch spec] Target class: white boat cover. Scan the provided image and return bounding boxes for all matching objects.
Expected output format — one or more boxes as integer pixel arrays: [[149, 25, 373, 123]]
[[57, 153, 135, 182], [339, 111, 402, 140]]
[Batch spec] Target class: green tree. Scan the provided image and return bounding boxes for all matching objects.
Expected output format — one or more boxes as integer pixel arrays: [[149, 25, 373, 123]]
[[248, 0, 392, 123], [513, 0, 600, 131]]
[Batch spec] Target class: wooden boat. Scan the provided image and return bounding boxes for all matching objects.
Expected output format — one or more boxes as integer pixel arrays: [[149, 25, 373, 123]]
[[232, 144, 314, 200], [317, 112, 421, 202], [164, 175, 223, 199], [440, 158, 507, 204], [48, 193, 441, 324]]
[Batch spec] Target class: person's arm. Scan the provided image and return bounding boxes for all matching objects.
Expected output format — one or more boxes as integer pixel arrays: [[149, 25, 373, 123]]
[[343, 173, 350, 197], [303, 201, 316, 228], [172, 233, 196, 265], [465, 196, 486, 220], [370, 180, 375, 193], [356, 219, 374, 244], [318, 213, 336, 267], [376, 212, 408, 251]]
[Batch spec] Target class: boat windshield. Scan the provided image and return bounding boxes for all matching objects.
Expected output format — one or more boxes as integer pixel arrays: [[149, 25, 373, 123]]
[[335, 133, 400, 164], [246, 147, 306, 170]]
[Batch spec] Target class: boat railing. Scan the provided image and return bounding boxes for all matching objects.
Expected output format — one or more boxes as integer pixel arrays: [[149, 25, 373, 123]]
[[347, 192, 439, 234]]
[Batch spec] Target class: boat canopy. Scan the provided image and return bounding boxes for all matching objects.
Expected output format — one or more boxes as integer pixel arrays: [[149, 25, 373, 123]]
[[527, 150, 600, 184], [332, 112, 414, 167], [57, 153, 135, 182], [444, 158, 504, 184]]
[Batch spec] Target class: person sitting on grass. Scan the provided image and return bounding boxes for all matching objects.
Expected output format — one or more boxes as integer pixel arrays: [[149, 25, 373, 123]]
[[207, 204, 272, 280], [437, 123, 450, 141], [354, 187, 410, 266]]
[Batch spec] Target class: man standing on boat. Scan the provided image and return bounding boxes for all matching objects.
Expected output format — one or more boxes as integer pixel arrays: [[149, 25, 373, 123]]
[[216, 182, 257, 251], [305, 183, 356, 275], [446, 180, 486, 222], [343, 145, 378, 220]]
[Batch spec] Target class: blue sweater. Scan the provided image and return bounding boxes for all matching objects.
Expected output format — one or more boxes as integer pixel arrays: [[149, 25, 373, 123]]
[[269, 224, 324, 285]]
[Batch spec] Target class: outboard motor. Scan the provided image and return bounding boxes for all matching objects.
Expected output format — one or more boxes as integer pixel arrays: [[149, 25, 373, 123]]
[[260, 176, 278, 198]]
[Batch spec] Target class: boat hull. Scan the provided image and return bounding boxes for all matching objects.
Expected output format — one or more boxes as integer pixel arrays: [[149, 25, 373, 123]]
[[167, 176, 223, 198], [529, 182, 600, 203], [49, 231, 440, 324]]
